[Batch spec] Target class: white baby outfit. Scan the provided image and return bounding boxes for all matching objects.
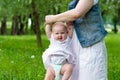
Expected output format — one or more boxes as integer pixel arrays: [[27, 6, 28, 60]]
[[42, 34, 75, 80]]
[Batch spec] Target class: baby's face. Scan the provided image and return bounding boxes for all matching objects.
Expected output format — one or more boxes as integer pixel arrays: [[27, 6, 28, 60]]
[[52, 25, 67, 42]]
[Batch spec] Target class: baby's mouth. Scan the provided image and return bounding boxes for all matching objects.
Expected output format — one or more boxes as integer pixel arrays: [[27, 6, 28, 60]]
[[58, 37, 62, 40], [58, 38, 62, 39]]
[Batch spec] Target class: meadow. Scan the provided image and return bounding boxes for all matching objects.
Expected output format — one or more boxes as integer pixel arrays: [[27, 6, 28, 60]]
[[0, 32, 120, 80]]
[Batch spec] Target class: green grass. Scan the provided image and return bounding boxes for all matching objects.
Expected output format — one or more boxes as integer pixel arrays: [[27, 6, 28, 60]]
[[0, 32, 120, 80], [0, 35, 49, 80], [105, 32, 120, 80]]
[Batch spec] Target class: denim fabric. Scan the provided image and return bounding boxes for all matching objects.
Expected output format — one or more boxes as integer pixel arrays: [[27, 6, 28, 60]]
[[68, 0, 107, 47]]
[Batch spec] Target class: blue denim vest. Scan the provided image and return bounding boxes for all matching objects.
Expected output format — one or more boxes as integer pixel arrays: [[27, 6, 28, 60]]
[[68, 0, 107, 47]]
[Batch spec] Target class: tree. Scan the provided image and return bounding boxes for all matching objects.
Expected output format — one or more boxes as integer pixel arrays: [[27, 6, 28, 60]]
[[0, 0, 11, 35], [31, 0, 42, 47], [0, 0, 72, 47], [100, 0, 120, 33]]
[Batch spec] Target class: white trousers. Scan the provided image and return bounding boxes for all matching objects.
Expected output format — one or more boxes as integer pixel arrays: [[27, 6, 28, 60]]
[[69, 30, 107, 80]]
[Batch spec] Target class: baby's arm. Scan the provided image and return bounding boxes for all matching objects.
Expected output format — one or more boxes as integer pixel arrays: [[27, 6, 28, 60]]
[[45, 24, 52, 39], [66, 22, 74, 39]]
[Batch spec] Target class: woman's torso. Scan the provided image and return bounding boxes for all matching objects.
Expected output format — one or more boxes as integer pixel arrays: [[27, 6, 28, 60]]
[[68, 0, 107, 47]]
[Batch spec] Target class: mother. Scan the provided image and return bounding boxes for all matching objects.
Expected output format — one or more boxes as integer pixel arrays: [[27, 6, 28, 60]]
[[45, 0, 108, 80]]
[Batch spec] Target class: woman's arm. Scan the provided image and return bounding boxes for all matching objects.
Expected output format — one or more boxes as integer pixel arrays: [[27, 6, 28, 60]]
[[45, 24, 52, 39], [45, 0, 94, 23]]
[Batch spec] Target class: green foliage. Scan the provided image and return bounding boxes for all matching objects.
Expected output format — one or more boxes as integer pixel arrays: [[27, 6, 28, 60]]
[[0, 0, 119, 25], [100, 0, 120, 24], [0, 0, 71, 22]]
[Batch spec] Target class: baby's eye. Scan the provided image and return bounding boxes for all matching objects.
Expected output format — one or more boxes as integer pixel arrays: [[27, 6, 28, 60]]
[[55, 33, 59, 34], [61, 32, 65, 34]]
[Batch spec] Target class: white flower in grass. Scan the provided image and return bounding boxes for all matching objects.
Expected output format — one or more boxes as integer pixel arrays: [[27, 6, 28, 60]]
[[31, 55, 35, 59], [11, 61, 14, 64]]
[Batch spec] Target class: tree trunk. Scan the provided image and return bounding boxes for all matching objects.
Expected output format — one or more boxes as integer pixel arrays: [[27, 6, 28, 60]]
[[1, 17, 7, 35], [31, 15, 36, 33], [11, 15, 19, 35], [31, 0, 42, 47], [112, 16, 118, 34], [113, 23, 118, 34], [18, 15, 24, 35], [25, 16, 28, 34], [18, 22, 24, 35]]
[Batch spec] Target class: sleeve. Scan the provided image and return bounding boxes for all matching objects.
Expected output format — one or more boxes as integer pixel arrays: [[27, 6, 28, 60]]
[[42, 49, 51, 69]]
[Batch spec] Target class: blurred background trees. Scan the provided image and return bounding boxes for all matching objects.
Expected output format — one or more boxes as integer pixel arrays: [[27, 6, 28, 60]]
[[0, 0, 119, 46], [100, 0, 120, 33], [0, 0, 70, 47]]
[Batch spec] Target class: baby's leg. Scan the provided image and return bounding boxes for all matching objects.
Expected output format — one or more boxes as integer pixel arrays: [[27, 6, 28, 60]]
[[45, 65, 55, 80], [61, 64, 73, 80]]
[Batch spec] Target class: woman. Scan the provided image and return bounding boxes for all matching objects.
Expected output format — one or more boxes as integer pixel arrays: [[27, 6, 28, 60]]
[[45, 0, 108, 80]]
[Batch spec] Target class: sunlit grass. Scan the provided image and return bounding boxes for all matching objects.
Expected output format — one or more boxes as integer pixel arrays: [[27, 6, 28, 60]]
[[105, 32, 120, 80], [0, 35, 49, 80], [0, 32, 120, 80]]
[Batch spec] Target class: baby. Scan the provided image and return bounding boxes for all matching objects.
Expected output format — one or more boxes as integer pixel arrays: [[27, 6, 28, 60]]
[[42, 22, 75, 80]]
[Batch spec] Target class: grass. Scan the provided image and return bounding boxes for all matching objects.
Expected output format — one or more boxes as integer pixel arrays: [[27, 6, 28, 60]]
[[0, 35, 49, 80], [105, 32, 120, 80], [0, 32, 120, 80]]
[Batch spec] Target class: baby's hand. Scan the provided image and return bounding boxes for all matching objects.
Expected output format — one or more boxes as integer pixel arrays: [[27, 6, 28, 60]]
[[45, 15, 54, 24], [46, 23, 51, 27], [66, 21, 73, 26]]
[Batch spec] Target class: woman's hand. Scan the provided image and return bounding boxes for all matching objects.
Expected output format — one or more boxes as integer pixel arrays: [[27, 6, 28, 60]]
[[66, 21, 73, 26], [66, 21, 74, 38]]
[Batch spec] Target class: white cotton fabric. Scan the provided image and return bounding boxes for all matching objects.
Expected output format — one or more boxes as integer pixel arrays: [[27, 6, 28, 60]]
[[94, 0, 98, 5], [42, 34, 75, 69], [52, 64, 63, 80], [69, 30, 107, 80]]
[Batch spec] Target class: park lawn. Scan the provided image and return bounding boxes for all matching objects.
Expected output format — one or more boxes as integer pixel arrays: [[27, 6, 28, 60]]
[[0, 32, 120, 80], [105, 32, 120, 80], [0, 35, 48, 80]]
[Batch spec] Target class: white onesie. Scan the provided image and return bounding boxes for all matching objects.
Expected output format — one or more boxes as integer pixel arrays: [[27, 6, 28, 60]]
[[42, 34, 75, 80], [42, 34, 75, 69]]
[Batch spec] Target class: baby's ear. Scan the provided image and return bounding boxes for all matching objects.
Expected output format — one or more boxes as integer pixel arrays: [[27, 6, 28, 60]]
[[67, 31, 69, 34], [66, 28, 69, 34]]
